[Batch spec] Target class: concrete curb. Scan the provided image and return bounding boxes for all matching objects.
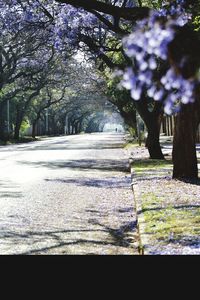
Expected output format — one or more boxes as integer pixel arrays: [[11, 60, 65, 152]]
[[129, 159, 150, 255]]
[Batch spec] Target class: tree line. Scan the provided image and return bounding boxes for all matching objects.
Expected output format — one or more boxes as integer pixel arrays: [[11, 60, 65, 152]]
[[1, 0, 200, 179]]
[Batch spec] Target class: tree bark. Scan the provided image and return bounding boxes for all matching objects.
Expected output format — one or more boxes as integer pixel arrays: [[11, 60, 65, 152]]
[[0, 101, 8, 141], [135, 100, 164, 159], [145, 114, 165, 159], [14, 108, 23, 140], [32, 120, 37, 139], [172, 104, 198, 179], [14, 122, 21, 140], [74, 122, 79, 134], [0, 111, 6, 141], [57, 0, 150, 22], [119, 109, 137, 133]]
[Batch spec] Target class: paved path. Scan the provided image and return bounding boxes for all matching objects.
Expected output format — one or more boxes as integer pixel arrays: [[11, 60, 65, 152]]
[[0, 133, 139, 254]]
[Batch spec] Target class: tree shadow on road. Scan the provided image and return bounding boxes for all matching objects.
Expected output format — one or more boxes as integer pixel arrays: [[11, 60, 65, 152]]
[[0, 180, 23, 199], [19, 143, 125, 151], [0, 225, 137, 255], [0, 206, 138, 255], [18, 159, 130, 172], [87, 218, 137, 248], [45, 176, 131, 189]]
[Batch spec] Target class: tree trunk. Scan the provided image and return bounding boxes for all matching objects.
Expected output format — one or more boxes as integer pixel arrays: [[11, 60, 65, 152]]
[[146, 122, 164, 159], [32, 121, 37, 139], [68, 120, 71, 135], [145, 114, 164, 159], [135, 100, 164, 159], [119, 109, 137, 133], [172, 104, 198, 179], [75, 122, 79, 134], [72, 124, 75, 134], [0, 101, 8, 141], [78, 120, 82, 133], [14, 121, 21, 140], [0, 114, 6, 141], [14, 123, 20, 140], [14, 108, 23, 140]]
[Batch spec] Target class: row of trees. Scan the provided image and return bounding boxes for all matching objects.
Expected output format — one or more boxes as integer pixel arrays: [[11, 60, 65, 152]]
[[0, 45, 114, 139], [1, 0, 200, 179], [0, 0, 65, 140], [53, 0, 200, 179], [0, 1, 117, 140]]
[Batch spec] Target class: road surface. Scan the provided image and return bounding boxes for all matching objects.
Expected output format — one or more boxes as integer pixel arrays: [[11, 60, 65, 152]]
[[0, 133, 139, 255]]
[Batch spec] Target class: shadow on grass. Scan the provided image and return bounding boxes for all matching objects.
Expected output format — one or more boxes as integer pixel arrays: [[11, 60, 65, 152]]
[[138, 203, 200, 251], [131, 158, 173, 181], [167, 236, 200, 248], [138, 204, 200, 215]]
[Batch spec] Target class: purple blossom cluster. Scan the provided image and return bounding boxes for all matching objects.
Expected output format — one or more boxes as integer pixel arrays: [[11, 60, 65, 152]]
[[0, 0, 49, 34], [0, 0, 66, 94], [0, 0, 99, 53], [53, 5, 99, 51], [121, 0, 198, 115]]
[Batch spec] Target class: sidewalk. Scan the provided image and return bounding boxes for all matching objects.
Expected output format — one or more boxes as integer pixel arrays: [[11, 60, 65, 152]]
[[126, 136, 200, 255]]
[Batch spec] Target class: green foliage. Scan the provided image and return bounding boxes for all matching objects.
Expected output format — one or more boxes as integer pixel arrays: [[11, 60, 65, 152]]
[[128, 127, 136, 137], [20, 119, 31, 136], [141, 0, 162, 9], [193, 16, 200, 31], [105, 71, 132, 105]]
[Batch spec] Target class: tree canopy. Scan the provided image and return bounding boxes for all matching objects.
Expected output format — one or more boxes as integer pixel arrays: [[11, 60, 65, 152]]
[[1, 0, 200, 178]]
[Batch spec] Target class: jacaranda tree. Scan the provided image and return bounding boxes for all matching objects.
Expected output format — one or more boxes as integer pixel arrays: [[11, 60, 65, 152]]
[[1, 0, 200, 179], [119, 1, 200, 178], [52, 0, 200, 179]]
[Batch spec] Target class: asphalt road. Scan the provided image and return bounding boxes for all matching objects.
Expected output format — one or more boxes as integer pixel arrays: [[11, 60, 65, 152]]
[[0, 133, 139, 255]]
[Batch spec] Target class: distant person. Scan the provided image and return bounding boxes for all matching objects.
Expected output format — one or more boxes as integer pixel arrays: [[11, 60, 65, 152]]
[[115, 128, 118, 132]]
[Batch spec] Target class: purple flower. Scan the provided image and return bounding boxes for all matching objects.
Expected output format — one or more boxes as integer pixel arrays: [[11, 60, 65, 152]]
[[119, 0, 199, 115]]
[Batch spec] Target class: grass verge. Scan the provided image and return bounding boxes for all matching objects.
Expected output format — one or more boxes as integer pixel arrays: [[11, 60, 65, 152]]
[[0, 136, 38, 146], [132, 158, 200, 254]]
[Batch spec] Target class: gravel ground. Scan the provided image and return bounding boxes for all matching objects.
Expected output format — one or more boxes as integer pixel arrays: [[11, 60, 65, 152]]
[[0, 133, 139, 255], [127, 141, 200, 255]]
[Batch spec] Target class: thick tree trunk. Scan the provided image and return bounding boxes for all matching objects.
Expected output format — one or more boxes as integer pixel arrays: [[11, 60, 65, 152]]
[[144, 113, 164, 159], [135, 100, 164, 159], [145, 119, 164, 159], [172, 104, 198, 179]]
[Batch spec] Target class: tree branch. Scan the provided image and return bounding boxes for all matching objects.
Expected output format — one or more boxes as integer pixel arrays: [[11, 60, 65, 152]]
[[56, 0, 150, 21]]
